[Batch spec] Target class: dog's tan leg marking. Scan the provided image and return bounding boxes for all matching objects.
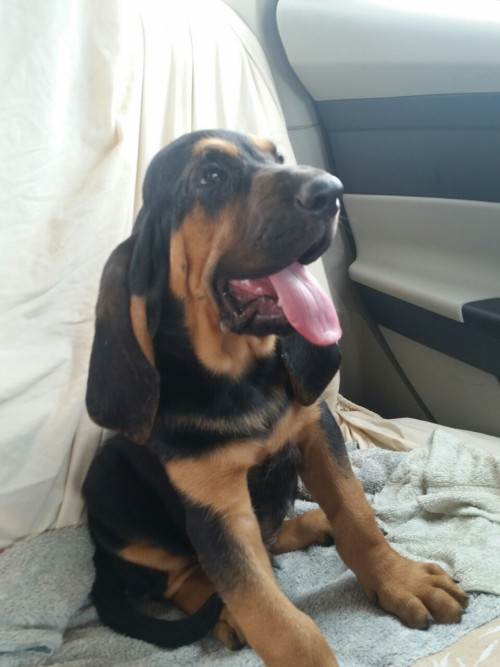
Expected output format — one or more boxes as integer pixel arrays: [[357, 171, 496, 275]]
[[120, 541, 193, 574], [298, 408, 468, 629], [271, 509, 333, 555], [166, 450, 339, 667], [119, 541, 202, 601], [170, 565, 246, 650], [119, 540, 245, 649]]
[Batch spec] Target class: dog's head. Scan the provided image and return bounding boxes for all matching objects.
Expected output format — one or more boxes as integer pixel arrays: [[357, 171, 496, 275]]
[[86, 130, 343, 443]]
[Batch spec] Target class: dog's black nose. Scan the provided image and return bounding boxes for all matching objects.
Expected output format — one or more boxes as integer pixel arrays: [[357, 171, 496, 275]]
[[296, 173, 343, 215]]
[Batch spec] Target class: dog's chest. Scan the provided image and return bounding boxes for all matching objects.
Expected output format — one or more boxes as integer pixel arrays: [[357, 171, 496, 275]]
[[156, 353, 300, 457]]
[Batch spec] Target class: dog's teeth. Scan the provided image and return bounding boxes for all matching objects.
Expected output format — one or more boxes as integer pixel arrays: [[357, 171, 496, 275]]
[[220, 321, 230, 333]]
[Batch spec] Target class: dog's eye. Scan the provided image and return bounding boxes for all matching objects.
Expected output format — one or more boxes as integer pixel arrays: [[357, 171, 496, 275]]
[[200, 167, 224, 187]]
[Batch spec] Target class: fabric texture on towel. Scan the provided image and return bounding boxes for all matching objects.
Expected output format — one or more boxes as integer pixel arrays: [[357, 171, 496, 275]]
[[0, 527, 93, 657], [1, 443, 500, 667], [373, 428, 500, 595]]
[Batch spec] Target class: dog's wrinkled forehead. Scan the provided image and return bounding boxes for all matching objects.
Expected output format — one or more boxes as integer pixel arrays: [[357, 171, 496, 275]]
[[192, 134, 279, 161], [141, 130, 281, 225]]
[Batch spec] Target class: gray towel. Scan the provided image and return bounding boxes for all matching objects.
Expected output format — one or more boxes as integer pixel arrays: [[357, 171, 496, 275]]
[[0, 526, 94, 660], [1, 439, 500, 667], [373, 428, 500, 595]]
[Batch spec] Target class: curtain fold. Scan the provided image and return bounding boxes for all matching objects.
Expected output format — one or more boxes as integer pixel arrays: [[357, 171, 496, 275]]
[[0, 0, 294, 546]]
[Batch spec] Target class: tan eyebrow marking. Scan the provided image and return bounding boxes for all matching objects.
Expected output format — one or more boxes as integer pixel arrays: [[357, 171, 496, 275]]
[[249, 135, 275, 155], [193, 137, 239, 156]]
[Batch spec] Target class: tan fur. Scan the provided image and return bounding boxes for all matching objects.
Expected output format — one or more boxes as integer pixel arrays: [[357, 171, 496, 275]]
[[298, 419, 384, 565], [249, 135, 275, 155], [271, 508, 332, 555], [165, 386, 287, 438], [297, 422, 468, 630], [129, 295, 155, 366], [87, 131, 466, 665], [119, 541, 193, 573], [120, 541, 245, 649], [119, 541, 199, 599], [168, 203, 234, 302], [212, 604, 246, 651], [193, 137, 239, 157], [166, 402, 319, 513], [165, 414, 338, 667], [169, 566, 216, 613], [169, 204, 276, 376], [170, 566, 214, 613], [222, 571, 338, 667]]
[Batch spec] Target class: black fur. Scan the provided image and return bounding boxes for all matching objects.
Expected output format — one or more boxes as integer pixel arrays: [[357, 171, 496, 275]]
[[83, 129, 343, 649]]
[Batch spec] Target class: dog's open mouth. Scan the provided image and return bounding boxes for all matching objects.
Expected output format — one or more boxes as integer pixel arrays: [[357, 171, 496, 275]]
[[219, 262, 342, 346]]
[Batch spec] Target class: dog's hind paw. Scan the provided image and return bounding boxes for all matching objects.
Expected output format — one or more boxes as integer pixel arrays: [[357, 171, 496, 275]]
[[213, 605, 246, 650]]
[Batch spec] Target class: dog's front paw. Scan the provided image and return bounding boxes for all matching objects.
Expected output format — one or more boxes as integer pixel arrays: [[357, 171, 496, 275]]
[[360, 551, 468, 629], [213, 605, 246, 650]]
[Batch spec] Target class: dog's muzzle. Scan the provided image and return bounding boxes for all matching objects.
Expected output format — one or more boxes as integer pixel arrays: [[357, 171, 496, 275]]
[[215, 168, 343, 346]]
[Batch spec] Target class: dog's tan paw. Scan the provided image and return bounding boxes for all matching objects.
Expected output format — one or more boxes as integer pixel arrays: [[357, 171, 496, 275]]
[[213, 605, 246, 650]]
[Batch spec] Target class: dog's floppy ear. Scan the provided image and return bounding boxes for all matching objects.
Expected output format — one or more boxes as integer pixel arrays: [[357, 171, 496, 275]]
[[280, 334, 341, 406], [86, 215, 163, 445]]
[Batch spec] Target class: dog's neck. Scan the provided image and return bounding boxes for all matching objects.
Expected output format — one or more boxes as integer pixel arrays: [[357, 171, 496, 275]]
[[171, 290, 278, 377], [196, 329, 277, 378]]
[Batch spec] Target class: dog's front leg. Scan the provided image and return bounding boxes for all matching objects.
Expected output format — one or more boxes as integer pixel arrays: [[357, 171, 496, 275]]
[[299, 401, 468, 628], [166, 451, 339, 667]]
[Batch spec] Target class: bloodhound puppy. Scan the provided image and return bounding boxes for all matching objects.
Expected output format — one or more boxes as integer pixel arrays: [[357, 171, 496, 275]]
[[83, 130, 467, 666]]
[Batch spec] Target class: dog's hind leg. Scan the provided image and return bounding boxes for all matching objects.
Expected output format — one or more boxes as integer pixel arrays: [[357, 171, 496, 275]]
[[169, 564, 246, 650], [119, 541, 245, 649], [271, 508, 333, 555]]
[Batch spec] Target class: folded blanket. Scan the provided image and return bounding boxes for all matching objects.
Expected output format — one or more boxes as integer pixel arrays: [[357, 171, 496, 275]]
[[373, 428, 500, 595], [1, 438, 500, 667]]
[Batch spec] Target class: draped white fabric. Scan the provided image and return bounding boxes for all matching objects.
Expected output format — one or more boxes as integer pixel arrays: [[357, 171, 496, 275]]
[[0, 0, 295, 547]]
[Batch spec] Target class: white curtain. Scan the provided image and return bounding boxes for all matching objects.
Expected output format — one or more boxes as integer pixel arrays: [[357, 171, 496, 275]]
[[0, 0, 295, 547]]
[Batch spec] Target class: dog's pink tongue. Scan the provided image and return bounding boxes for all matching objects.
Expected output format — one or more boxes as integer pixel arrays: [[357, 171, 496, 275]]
[[269, 262, 342, 346]]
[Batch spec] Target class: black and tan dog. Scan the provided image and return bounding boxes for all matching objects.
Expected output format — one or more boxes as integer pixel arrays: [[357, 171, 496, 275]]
[[83, 129, 467, 666]]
